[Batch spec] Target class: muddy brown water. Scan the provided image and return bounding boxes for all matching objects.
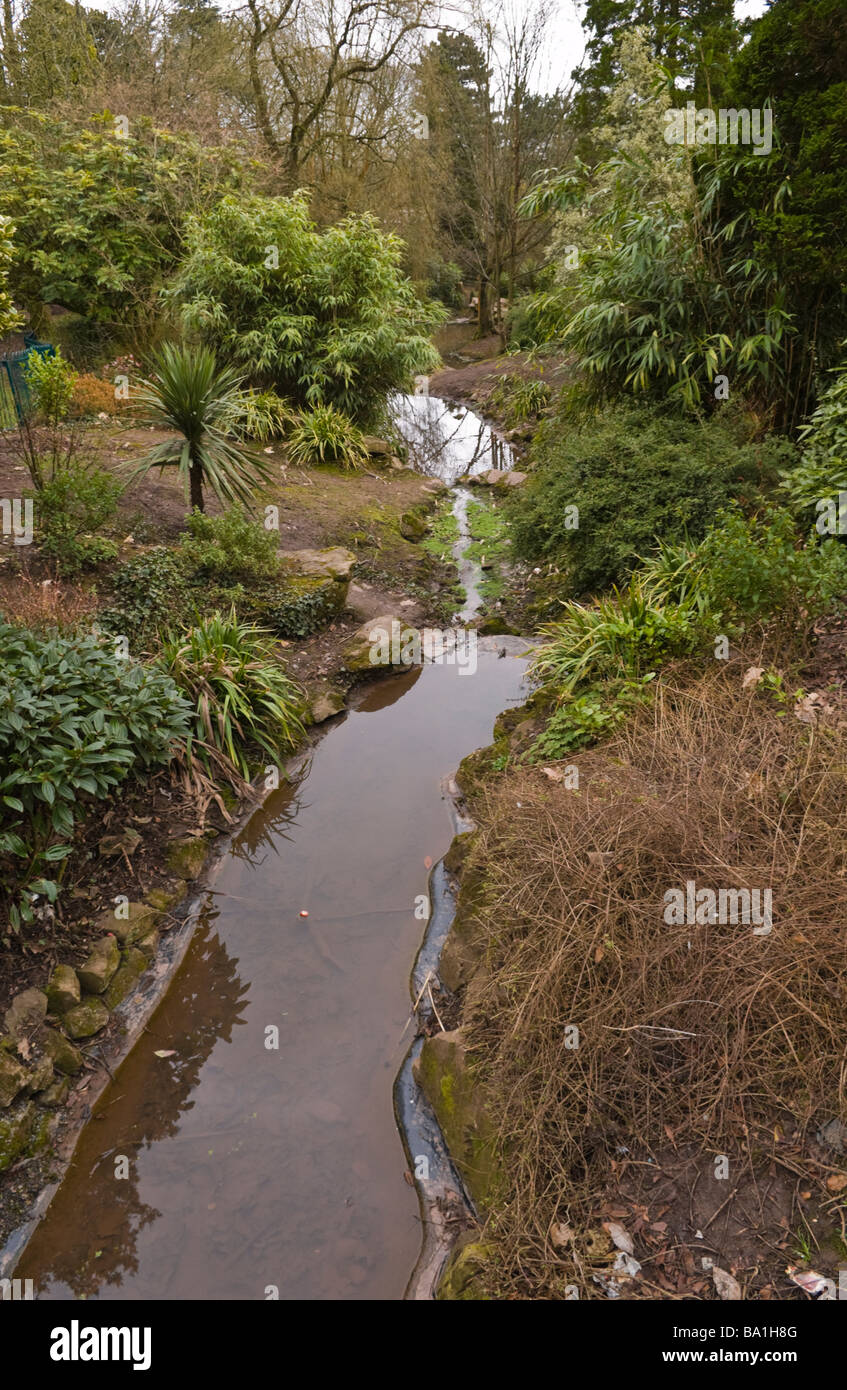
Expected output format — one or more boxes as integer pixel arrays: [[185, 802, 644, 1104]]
[[19, 653, 530, 1300]]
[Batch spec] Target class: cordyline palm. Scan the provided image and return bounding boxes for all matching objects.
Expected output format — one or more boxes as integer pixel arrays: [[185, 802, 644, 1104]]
[[131, 343, 273, 512]]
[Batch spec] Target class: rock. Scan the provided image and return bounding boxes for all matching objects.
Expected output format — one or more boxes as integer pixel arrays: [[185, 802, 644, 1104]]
[[400, 508, 428, 541], [102, 948, 149, 1011], [0, 1048, 29, 1107], [133, 927, 159, 963], [146, 881, 188, 915], [490, 469, 527, 488], [437, 1241, 495, 1300], [62, 997, 110, 1040], [280, 546, 356, 583], [0, 1100, 36, 1170], [415, 1028, 500, 1207], [342, 616, 405, 672], [421, 479, 448, 495], [362, 435, 393, 456], [3, 988, 48, 1041], [105, 900, 158, 947], [40, 1027, 83, 1075], [166, 836, 209, 881], [45, 964, 81, 1015], [77, 936, 120, 994], [310, 690, 346, 725], [37, 1075, 71, 1108], [23, 1054, 54, 1095]]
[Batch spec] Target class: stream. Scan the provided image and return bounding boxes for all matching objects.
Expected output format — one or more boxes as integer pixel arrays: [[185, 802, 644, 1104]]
[[17, 395, 528, 1302]]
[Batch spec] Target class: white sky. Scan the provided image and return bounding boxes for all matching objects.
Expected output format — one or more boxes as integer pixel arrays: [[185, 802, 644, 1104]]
[[86, 0, 771, 96]]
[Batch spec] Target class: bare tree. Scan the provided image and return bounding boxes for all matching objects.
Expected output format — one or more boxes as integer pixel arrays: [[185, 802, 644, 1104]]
[[239, 0, 435, 190]]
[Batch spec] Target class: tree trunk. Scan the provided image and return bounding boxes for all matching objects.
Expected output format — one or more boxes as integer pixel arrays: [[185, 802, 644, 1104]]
[[477, 278, 493, 336], [189, 460, 204, 513]]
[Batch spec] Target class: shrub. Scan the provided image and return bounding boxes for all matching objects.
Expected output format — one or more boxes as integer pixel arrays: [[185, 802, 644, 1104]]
[[531, 678, 652, 759], [489, 373, 552, 426], [170, 193, 443, 423], [179, 507, 282, 586], [532, 577, 705, 694], [69, 373, 122, 419], [158, 611, 304, 780], [287, 405, 369, 469], [131, 342, 274, 513], [511, 403, 792, 593], [98, 548, 197, 652], [695, 505, 847, 624], [782, 358, 847, 522], [223, 388, 293, 442], [32, 459, 123, 576], [23, 347, 76, 424], [0, 621, 189, 932]]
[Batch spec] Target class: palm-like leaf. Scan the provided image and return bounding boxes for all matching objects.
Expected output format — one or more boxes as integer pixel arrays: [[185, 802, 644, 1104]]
[[130, 342, 274, 510]]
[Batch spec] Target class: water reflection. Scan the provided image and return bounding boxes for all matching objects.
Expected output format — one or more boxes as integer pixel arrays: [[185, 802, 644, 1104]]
[[19, 656, 531, 1302], [390, 393, 513, 485], [20, 903, 249, 1298]]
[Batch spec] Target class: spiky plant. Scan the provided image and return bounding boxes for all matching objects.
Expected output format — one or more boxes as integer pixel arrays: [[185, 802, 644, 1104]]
[[131, 343, 273, 512]]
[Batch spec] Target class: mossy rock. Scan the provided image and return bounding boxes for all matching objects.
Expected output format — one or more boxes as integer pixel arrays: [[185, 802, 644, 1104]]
[[145, 881, 188, 915], [62, 997, 110, 1040], [415, 1028, 500, 1209], [0, 1048, 29, 1108], [400, 508, 429, 541], [250, 571, 347, 639], [440, 848, 490, 994], [166, 837, 209, 882], [40, 1027, 83, 1076], [0, 1099, 37, 1171], [437, 1240, 495, 1300], [106, 900, 159, 946], [37, 1075, 72, 1108], [102, 948, 148, 1011], [77, 936, 120, 994], [443, 830, 477, 877], [45, 964, 81, 1015], [133, 927, 159, 963]]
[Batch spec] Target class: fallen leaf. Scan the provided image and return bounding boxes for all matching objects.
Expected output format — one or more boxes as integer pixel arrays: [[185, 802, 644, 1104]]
[[825, 1173, 847, 1193], [153, 1049, 176, 1058], [742, 666, 764, 689], [712, 1266, 741, 1300], [550, 1222, 574, 1250], [602, 1220, 634, 1255]]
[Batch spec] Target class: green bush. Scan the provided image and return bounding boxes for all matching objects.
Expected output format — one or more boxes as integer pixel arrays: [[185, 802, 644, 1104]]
[[782, 359, 847, 522], [532, 578, 705, 694], [23, 347, 76, 425], [695, 506, 847, 623], [0, 621, 189, 932], [99, 548, 197, 652], [531, 679, 651, 759], [489, 373, 552, 426], [158, 610, 304, 780], [179, 507, 282, 585], [512, 403, 792, 593], [287, 405, 369, 469], [170, 193, 443, 424], [247, 576, 344, 638], [32, 459, 123, 576]]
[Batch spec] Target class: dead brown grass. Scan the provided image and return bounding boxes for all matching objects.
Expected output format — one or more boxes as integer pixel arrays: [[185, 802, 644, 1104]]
[[462, 664, 847, 1294], [0, 570, 98, 630]]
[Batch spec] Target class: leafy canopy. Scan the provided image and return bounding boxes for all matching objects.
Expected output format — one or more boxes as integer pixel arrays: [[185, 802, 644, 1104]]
[[169, 193, 443, 423]]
